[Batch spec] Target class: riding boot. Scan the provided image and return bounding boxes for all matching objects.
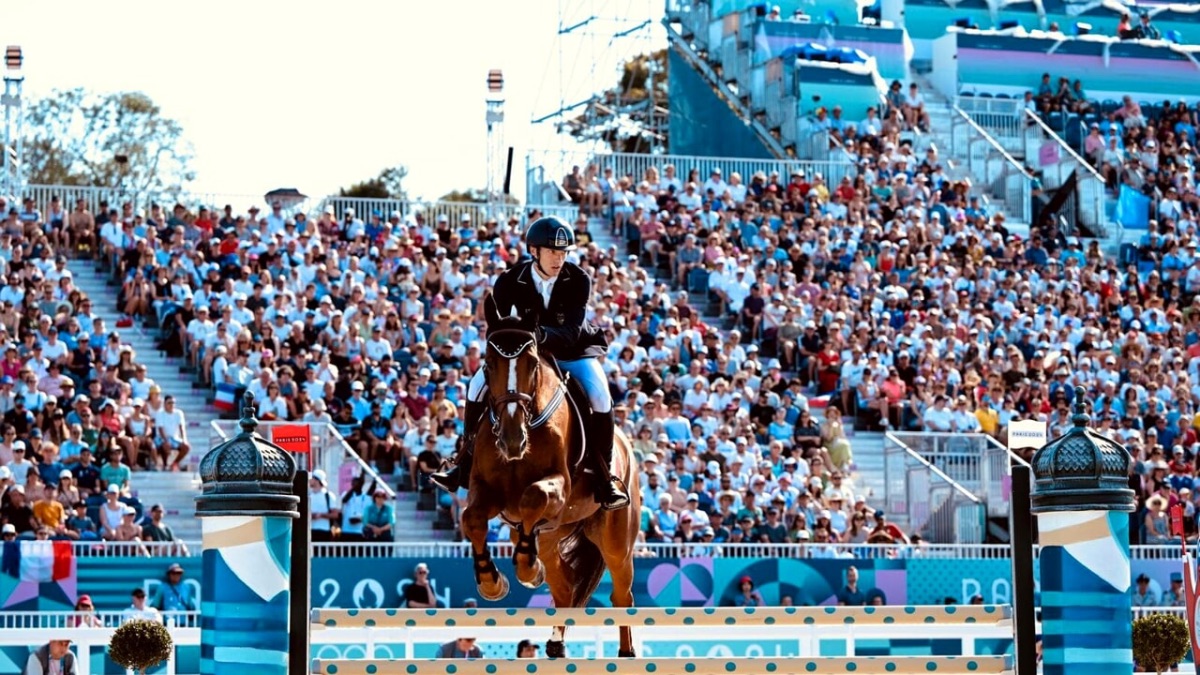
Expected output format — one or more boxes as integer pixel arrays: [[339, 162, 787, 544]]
[[431, 400, 485, 493], [588, 410, 631, 511]]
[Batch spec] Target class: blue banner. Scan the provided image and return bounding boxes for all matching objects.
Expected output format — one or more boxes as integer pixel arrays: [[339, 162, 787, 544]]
[[1114, 184, 1151, 231]]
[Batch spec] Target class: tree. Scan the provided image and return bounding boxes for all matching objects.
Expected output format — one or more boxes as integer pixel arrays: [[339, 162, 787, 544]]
[[339, 165, 409, 200], [565, 49, 670, 154], [23, 88, 195, 193], [1132, 613, 1190, 674], [437, 188, 518, 205]]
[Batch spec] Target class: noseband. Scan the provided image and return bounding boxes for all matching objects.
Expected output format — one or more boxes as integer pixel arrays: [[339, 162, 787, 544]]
[[486, 330, 567, 433]]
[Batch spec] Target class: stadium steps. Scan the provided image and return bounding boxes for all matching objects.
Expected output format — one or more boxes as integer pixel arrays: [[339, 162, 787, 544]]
[[844, 431, 902, 528], [908, 76, 1027, 228], [69, 260, 219, 542], [128, 471, 202, 542]]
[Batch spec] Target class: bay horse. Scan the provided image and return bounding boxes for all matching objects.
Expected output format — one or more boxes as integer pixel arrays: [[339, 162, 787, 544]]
[[459, 324, 641, 658]]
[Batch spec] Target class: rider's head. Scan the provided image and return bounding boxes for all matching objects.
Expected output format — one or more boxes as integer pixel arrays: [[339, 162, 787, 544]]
[[524, 216, 575, 280]]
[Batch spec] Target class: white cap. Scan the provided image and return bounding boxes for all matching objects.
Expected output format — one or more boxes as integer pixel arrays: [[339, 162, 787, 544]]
[[1, 524, 14, 534]]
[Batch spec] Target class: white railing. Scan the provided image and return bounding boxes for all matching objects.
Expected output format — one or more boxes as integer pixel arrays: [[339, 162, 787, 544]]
[[53, 540, 1200, 562], [949, 107, 1033, 224], [525, 148, 856, 204], [0, 616, 198, 675], [883, 433, 986, 543], [20, 184, 291, 221], [1022, 109, 1108, 238], [956, 96, 1026, 156]]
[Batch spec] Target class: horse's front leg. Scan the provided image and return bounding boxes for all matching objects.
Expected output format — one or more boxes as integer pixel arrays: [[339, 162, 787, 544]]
[[513, 475, 565, 588], [462, 499, 508, 601]]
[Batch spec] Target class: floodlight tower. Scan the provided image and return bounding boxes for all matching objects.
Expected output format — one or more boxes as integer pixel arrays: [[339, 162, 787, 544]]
[[485, 69, 505, 215], [1, 45, 23, 200]]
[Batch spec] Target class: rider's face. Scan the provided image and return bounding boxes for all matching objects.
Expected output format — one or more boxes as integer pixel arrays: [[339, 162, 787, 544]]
[[534, 247, 567, 279]]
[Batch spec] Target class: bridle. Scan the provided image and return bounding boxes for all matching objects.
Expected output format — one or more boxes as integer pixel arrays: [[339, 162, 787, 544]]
[[485, 328, 567, 436]]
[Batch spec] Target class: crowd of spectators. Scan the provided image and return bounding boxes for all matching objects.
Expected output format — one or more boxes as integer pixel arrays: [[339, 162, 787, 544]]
[[0, 196, 189, 555], [8, 79, 1199, 574]]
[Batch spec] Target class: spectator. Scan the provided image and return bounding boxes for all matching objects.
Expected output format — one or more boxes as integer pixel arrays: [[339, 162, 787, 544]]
[[98, 485, 126, 540], [516, 639, 539, 658], [152, 395, 190, 471], [1132, 574, 1156, 607], [436, 637, 482, 659], [112, 506, 149, 556], [121, 587, 162, 624], [1, 485, 35, 536], [69, 595, 104, 628], [151, 563, 197, 613], [362, 488, 395, 542], [837, 566, 867, 605], [64, 501, 99, 541], [141, 503, 189, 555], [404, 562, 439, 608], [22, 639, 75, 675], [730, 575, 764, 607], [31, 485, 65, 537], [309, 470, 339, 543]]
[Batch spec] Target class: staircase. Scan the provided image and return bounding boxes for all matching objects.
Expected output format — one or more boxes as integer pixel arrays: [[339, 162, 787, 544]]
[[69, 260, 219, 543], [909, 75, 1028, 227]]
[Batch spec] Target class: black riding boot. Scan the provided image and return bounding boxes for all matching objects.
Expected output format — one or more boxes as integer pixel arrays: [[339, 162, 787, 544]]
[[589, 410, 631, 510], [431, 400, 485, 493]]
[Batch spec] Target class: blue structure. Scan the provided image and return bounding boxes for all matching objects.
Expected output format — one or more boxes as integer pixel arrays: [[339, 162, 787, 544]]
[[195, 394, 299, 675], [1031, 387, 1135, 675], [667, 49, 775, 159]]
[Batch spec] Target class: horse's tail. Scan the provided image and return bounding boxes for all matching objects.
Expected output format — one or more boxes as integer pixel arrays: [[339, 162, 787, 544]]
[[557, 522, 606, 608]]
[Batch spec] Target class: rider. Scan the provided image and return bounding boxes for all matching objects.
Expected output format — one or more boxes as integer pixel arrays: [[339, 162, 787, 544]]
[[431, 216, 631, 511]]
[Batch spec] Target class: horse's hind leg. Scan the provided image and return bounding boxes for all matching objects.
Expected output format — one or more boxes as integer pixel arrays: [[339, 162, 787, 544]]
[[539, 539, 572, 658], [598, 511, 638, 656], [462, 502, 508, 601]]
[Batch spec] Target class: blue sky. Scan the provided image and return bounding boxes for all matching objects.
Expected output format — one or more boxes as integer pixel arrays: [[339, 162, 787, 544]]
[[8, 0, 660, 203]]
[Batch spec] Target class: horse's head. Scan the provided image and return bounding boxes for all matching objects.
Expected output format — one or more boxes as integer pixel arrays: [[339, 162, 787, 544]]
[[485, 322, 541, 460]]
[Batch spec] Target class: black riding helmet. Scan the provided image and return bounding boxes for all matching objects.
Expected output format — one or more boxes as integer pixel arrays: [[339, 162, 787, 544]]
[[525, 216, 576, 251]]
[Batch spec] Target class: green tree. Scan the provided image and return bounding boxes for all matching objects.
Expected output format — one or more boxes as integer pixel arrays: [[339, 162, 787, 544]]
[[23, 88, 195, 193], [339, 165, 409, 199], [437, 188, 518, 205], [566, 49, 670, 153]]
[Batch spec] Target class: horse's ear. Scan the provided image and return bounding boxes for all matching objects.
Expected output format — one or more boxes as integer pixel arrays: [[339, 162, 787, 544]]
[[509, 306, 519, 320]]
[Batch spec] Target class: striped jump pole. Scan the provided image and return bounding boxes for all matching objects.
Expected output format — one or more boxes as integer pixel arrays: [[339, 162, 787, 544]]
[[311, 655, 1014, 675], [311, 604, 1013, 629]]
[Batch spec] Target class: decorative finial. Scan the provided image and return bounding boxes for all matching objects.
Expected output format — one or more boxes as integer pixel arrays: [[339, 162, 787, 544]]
[[239, 391, 258, 434]]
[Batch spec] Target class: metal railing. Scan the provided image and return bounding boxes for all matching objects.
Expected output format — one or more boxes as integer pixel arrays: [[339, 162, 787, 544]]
[[0, 610, 199, 629], [883, 432, 986, 543], [888, 432, 1030, 521], [956, 95, 1026, 156], [949, 107, 1033, 224], [1022, 109, 1108, 238], [525, 148, 856, 204], [35, 539, 1200, 561], [207, 420, 395, 499]]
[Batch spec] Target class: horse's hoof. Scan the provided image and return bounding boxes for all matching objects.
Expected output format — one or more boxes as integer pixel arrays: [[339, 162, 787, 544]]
[[619, 649, 637, 658], [478, 572, 509, 601], [518, 560, 546, 589], [546, 640, 565, 658]]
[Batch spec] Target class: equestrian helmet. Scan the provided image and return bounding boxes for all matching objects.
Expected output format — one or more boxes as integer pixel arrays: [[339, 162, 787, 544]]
[[525, 216, 576, 251]]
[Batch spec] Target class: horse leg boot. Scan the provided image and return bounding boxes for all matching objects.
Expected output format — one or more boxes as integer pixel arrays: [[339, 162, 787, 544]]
[[431, 399, 485, 492], [588, 410, 631, 511]]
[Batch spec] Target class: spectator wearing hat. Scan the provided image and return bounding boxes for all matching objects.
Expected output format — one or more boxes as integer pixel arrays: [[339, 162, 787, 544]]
[[112, 505, 148, 554], [22, 637, 75, 675], [152, 563, 197, 614], [64, 501, 98, 541], [309, 469, 340, 543], [516, 639, 539, 659], [1164, 572, 1186, 606], [730, 575, 764, 607], [121, 587, 162, 625], [141, 503, 188, 555], [1132, 574, 1156, 607]]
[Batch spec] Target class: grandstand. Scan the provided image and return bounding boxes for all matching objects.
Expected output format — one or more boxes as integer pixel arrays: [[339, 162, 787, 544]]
[[2, 0, 1200, 670]]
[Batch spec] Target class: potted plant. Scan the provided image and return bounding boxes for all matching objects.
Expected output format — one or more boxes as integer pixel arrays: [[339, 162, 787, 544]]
[[1132, 612, 1190, 674], [108, 620, 174, 675]]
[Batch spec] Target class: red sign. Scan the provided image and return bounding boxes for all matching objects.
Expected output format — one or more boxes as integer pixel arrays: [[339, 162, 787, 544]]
[[271, 424, 311, 454], [1171, 504, 1185, 538]]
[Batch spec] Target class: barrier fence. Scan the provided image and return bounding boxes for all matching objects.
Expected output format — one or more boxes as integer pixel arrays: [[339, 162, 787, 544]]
[[882, 433, 986, 543], [42, 539, 1199, 560], [310, 606, 1014, 674]]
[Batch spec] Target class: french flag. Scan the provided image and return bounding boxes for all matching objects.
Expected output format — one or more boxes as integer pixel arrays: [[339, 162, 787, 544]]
[[1, 540, 74, 582], [1171, 505, 1200, 665]]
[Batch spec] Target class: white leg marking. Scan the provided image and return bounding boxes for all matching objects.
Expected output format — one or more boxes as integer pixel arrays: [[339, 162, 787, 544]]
[[551, 626, 564, 642]]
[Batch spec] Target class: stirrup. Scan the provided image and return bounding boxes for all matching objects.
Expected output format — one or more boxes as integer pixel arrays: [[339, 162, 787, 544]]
[[598, 476, 631, 511]]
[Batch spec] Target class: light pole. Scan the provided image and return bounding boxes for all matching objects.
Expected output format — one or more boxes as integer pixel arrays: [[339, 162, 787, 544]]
[[485, 69, 505, 217], [1, 45, 23, 200]]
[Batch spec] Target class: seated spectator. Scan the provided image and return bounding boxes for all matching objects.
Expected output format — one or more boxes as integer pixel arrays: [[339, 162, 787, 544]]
[[140, 503, 189, 555], [65, 501, 99, 541]]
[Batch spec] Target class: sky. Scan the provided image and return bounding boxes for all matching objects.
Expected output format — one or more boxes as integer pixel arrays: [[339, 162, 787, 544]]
[[8, 0, 662, 205]]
